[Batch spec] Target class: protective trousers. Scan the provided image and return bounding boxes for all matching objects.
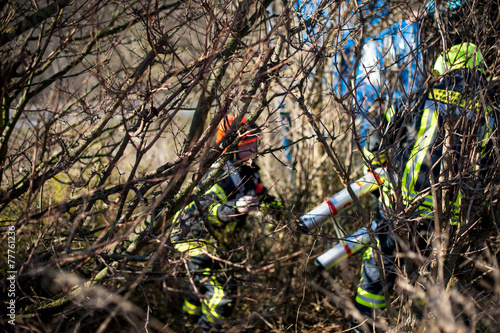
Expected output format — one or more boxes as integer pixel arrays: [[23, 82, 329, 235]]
[[354, 207, 397, 318], [182, 254, 237, 332], [354, 206, 435, 318]]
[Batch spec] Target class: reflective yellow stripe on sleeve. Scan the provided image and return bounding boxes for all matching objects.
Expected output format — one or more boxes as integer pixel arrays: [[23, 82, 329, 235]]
[[204, 184, 228, 226], [208, 184, 227, 201], [207, 203, 224, 226]]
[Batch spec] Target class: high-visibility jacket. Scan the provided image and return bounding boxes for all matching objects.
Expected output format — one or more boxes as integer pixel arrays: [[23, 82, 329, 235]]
[[172, 161, 266, 258], [363, 69, 496, 224]]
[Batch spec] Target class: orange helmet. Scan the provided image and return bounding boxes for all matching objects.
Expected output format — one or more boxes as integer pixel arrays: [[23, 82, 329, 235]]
[[216, 115, 260, 146]]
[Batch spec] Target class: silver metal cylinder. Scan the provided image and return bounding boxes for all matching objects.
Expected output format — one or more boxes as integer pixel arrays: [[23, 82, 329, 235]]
[[298, 168, 386, 233], [314, 227, 372, 270]]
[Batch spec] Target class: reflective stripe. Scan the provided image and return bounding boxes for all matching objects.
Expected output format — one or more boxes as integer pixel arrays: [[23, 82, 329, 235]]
[[262, 201, 282, 209], [403, 108, 439, 195], [401, 189, 461, 210], [401, 189, 435, 208], [401, 188, 460, 224], [475, 121, 494, 172], [362, 246, 373, 261], [212, 221, 238, 242], [207, 203, 223, 226], [174, 240, 213, 257], [385, 105, 395, 124], [363, 147, 376, 160], [174, 201, 196, 221], [429, 89, 462, 106], [481, 129, 491, 151], [363, 147, 386, 165], [356, 287, 386, 308], [429, 88, 481, 109], [174, 183, 226, 222], [203, 184, 228, 227], [183, 299, 201, 316], [224, 221, 237, 233], [208, 183, 227, 201], [203, 277, 224, 322]]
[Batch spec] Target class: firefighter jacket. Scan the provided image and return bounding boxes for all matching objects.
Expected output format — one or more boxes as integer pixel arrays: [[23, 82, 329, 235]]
[[172, 160, 266, 258], [363, 69, 497, 223]]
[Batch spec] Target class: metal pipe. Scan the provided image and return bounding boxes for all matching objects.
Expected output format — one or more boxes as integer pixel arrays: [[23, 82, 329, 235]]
[[314, 227, 372, 270], [298, 168, 386, 233]]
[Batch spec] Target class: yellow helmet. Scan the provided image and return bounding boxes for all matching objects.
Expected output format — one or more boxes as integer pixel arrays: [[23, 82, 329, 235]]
[[433, 43, 485, 76]]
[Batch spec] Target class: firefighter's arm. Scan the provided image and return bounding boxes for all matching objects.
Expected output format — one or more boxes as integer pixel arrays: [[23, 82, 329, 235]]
[[212, 197, 257, 222], [196, 183, 243, 226], [202, 179, 260, 226]]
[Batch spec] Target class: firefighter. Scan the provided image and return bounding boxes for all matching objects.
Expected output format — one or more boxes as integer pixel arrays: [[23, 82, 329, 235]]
[[352, 43, 497, 331], [172, 115, 280, 332]]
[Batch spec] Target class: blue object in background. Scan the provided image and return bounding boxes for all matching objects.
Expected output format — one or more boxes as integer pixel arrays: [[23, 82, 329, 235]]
[[425, 0, 464, 16], [355, 20, 424, 112], [354, 20, 425, 144], [294, 1, 426, 144], [279, 110, 293, 165]]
